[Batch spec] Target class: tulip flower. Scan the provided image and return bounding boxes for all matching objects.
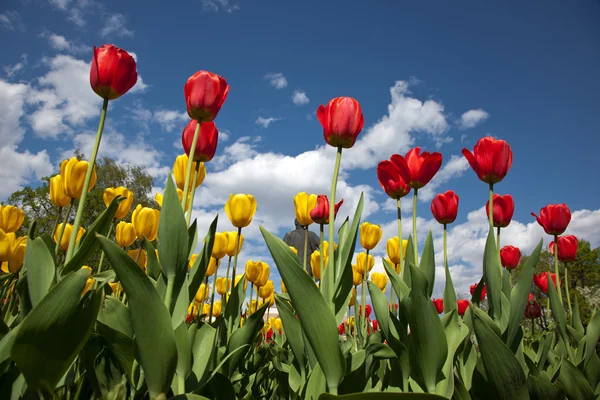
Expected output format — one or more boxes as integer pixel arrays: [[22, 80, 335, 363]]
[[338, 323, 345, 335], [224, 231, 244, 257], [195, 283, 209, 303], [211, 232, 229, 260], [0, 205, 24, 233], [83, 277, 95, 295], [54, 223, 85, 252], [188, 254, 199, 270], [245, 260, 264, 284], [352, 265, 362, 286], [235, 274, 248, 291], [310, 249, 327, 280], [184, 70, 229, 122], [360, 222, 382, 251], [355, 252, 375, 276], [211, 300, 222, 318], [549, 235, 578, 263], [0, 232, 26, 273], [128, 249, 147, 269], [173, 154, 206, 191], [469, 283, 487, 301], [532, 204, 571, 236], [258, 280, 274, 299], [206, 257, 220, 277], [310, 195, 343, 225], [60, 157, 98, 199], [216, 277, 231, 296], [109, 282, 119, 295], [131, 205, 160, 241], [49, 175, 71, 208], [316, 97, 364, 148], [349, 287, 357, 306], [90, 44, 137, 100], [462, 136, 513, 185], [255, 263, 270, 288], [431, 190, 459, 225], [432, 298, 444, 314], [486, 194, 515, 228], [456, 300, 469, 316], [186, 302, 199, 324], [281, 280, 287, 293], [103, 187, 134, 219], [391, 148, 443, 190], [376, 159, 411, 199], [294, 192, 318, 226], [115, 221, 136, 247], [182, 119, 219, 163], [371, 272, 388, 292], [500, 245, 521, 270], [359, 304, 372, 318], [533, 272, 556, 294], [524, 298, 541, 319], [371, 320, 379, 332], [288, 246, 298, 256], [225, 194, 257, 228]]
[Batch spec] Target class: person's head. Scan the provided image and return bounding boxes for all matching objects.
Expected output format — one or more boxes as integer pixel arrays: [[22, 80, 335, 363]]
[[294, 218, 307, 230]]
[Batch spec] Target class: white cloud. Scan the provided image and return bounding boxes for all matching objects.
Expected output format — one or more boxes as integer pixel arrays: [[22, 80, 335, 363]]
[[49, 0, 72, 9], [201, 0, 240, 13], [0, 10, 25, 31], [44, 33, 91, 54], [459, 109, 489, 129], [48, 0, 93, 27], [0, 80, 29, 146], [153, 110, 189, 132], [292, 90, 309, 105], [0, 146, 53, 198], [255, 117, 281, 128], [100, 14, 134, 37], [3, 54, 27, 78], [418, 155, 469, 202], [264, 73, 287, 89], [211, 136, 260, 170]]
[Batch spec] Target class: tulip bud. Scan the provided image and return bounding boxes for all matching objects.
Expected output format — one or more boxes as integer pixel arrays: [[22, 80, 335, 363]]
[[462, 137, 512, 184], [293, 192, 318, 226], [532, 204, 571, 236], [310, 249, 327, 280], [182, 120, 219, 162], [524, 299, 541, 319], [549, 235, 578, 263], [225, 231, 244, 257], [348, 287, 357, 306], [376, 160, 411, 199], [184, 70, 229, 122], [132, 204, 160, 241], [386, 237, 408, 265], [351, 264, 363, 286], [216, 277, 231, 295], [355, 252, 375, 276], [90, 44, 137, 100], [258, 280, 274, 299], [255, 263, 270, 288], [212, 301, 222, 318], [309, 195, 343, 225], [115, 222, 136, 247], [486, 194, 515, 228], [206, 257, 220, 277], [500, 245, 521, 270], [317, 97, 364, 148], [270, 317, 283, 332], [456, 300, 469, 316], [0, 232, 26, 273], [128, 249, 147, 269], [245, 260, 264, 284], [360, 222, 382, 250], [391, 148, 443, 189], [60, 157, 97, 199], [187, 302, 199, 324], [103, 187, 134, 219], [0, 205, 25, 233], [225, 194, 257, 228], [359, 304, 372, 318], [54, 223, 85, 251], [211, 232, 229, 259], [371, 272, 388, 292], [83, 277, 95, 295], [432, 298, 444, 314], [173, 154, 206, 191], [49, 175, 71, 208], [431, 190, 459, 225], [533, 272, 557, 294], [195, 283, 209, 303], [235, 274, 248, 291]]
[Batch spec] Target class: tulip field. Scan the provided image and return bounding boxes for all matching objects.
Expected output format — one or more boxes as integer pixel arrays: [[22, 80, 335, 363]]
[[0, 43, 599, 400]]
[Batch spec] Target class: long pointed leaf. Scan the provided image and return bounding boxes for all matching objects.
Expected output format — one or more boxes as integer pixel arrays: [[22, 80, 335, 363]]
[[483, 230, 502, 321], [25, 236, 56, 307], [419, 231, 435, 297]]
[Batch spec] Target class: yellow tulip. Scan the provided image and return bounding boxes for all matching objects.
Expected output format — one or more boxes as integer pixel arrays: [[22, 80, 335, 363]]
[[131, 204, 160, 241], [371, 272, 389, 292], [293, 192, 318, 226], [109, 282, 119, 295], [216, 277, 231, 295], [224, 194, 257, 228], [54, 223, 85, 251], [289, 246, 298, 255], [225, 231, 244, 257], [235, 274, 248, 291], [355, 252, 375, 276], [352, 264, 362, 286], [115, 221, 136, 247], [83, 278, 95, 295], [0, 205, 24, 233], [0, 232, 26, 273], [387, 257, 401, 274], [281, 280, 287, 293], [212, 301, 222, 317], [103, 187, 134, 219], [386, 237, 408, 265], [310, 249, 327, 280], [49, 175, 71, 208], [128, 249, 147, 269], [211, 232, 229, 259], [202, 303, 211, 317], [255, 262, 270, 288], [245, 260, 264, 284], [60, 157, 97, 199], [247, 300, 262, 314], [187, 302, 199, 321], [348, 316, 355, 329], [267, 293, 275, 307], [240, 317, 245, 327], [155, 189, 192, 211], [261, 322, 271, 336], [206, 257, 220, 277], [173, 154, 206, 191], [188, 254, 198, 269], [269, 317, 283, 332], [360, 222, 382, 250], [195, 283, 208, 303], [258, 280, 274, 299], [349, 287, 357, 306]]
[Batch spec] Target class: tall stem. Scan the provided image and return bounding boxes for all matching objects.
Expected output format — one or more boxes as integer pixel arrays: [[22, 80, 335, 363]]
[[97, 219, 116, 272], [181, 122, 201, 209], [328, 147, 343, 281], [66, 98, 109, 263], [185, 161, 201, 226], [52, 207, 63, 238], [209, 274, 217, 324], [224, 255, 232, 305], [231, 228, 242, 283], [319, 224, 324, 284], [303, 229, 309, 275], [564, 262, 572, 320], [248, 284, 254, 315], [55, 199, 74, 256], [412, 189, 419, 266], [553, 235, 563, 304], [397, 198, 404, 279], [443, 224, 448, 268], [352, 291, 358, 347], [361, 249, 370, 346], [488, 184, 494, 231]]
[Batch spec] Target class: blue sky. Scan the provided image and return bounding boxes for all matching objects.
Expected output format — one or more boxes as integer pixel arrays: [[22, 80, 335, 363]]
[[1, 0, 599, 294]]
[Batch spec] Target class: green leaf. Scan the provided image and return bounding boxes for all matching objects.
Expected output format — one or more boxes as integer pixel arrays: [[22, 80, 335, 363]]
[[96, 297, 134, 382], [174, 322, 192, 385], [546, 272, 569, 349], [145, 239, 162, 280], [419, 231, 435, 298], [170, 395, 211, 400], [482, 229, 502, 321], [11, 269, 101, 391], [527, 372, 566, 400], [442, 257, 457, 314], [506, 239, 542, 348], [557, 358, 595, 400], [187, 219, 198, 259], [224, 273, 246, 336], [275, 295, 305, 371], [583, 309, 600, 369], [472, 309, 529, 400], [572, 296, 584, 335], [191, 323, 217, 386], [188, 216, 218, 301], [436, 310, 469, 398], [97, 235, 177, 399], [306, 362, 327, 400], [470, 276, 485, 305], [25, 236, 56, 308], [400, 263, 447, 393], [383, 258, 409, 301], [367, 281, 402, 355], [319, 393, 449, 399], [261, 226, 346, 393]]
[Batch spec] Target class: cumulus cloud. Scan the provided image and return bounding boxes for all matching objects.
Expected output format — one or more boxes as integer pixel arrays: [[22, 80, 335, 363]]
[[264, 73, 288, 89], [255, 117, 281, 128], [100, 14, 134, 37], [0, 146, 53, 198], [292, 90, 309, 105], [43, 33, 91, 54], [153, 110, 189, 132], [3, 54, 28, 78], [459, 109, 489, 129]]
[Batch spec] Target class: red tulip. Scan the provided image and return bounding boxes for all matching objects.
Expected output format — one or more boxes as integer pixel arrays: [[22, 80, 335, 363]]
[[376, 160, 411, 199], [372, 320, 379, 332], [90, 44, 138, 100], [462, 136, 513, 184], [359, 304, 372, 318], [432, 298, 444, 314], [500, 245, 521, 270], [549, 235, 578, 263], [533, 272, 556, 294], [431, 190, 459, 225], [532, 204, 571, 236], [266, 328, 274, 342], [184, 70, 229, 122], [469, 283, 486, 301], [338, 323, 345, 335], [182, 119, 219, 162], [524, 300, 541, 319], [485, 194, 515, 228], [528, 293, 534, 302], [456, 300, 469, 316], [391, 148, 442, 189], [317, 97, 364, 148], [310, 195, 343, 225]]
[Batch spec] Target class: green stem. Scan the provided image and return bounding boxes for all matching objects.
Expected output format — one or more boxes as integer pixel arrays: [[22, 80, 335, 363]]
[[303, 228, 309, 275], [227, 228, 242, 336], [361, 249, 370, 346], [443, 224, 448, 268], [352, 294, 358, 349], [209, 274, 217, 323], [328, 147, 343, 283], [488, 183, 494, 231], [224, 255, 232, 305], [181, 122, 201, 210], [564, 262, 572, 321], [52, 206, 63, 238], [412, 189, 419, 266], [185, 161, 201, 226], [553, 235, 563, 304], [177, 375, 185, 395], [97, 219, 116, 272], [55, 199, 74, 256], [65, 98, 109, 263], [249, 284, 254, 315], [319, 224, 324, 284], [397, 198, 404, 279]]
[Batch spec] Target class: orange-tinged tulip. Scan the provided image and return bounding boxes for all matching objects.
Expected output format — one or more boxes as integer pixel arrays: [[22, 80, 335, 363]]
[[60, 157, 97, 199], [103, 187, 134, 219], [360, 222, 382, 250], [258, 280, 274, 299], [235, 274, 248, 291], [128, 249, 147, 269], [216, 277, 231, 295], [90, 44, 137, 100], [352, 265, 362, 286], [225, 231, 244, 257], [0, 205, 25, 233], [371, 272, 388, 292], [195, 283, 209, 303], [173, 154, 206, 191], [355, 252, 375, 276], [115, 221, 136, 247], [386, 237, 408, 265], [131, 204, 160, 241], [54, 223, 85, 251], [293, 192, 318, 226], [49, 175, 71, 208], [206, 257, 220, 277], [225, 194, 257, 228], [211, 232, 229, 259], [255, 262, 270, 287], [245, 260, 264, 284]]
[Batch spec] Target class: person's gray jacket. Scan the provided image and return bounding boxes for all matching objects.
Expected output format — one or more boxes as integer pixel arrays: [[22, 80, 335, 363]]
[[283, 219, 321, 276]]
